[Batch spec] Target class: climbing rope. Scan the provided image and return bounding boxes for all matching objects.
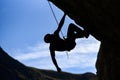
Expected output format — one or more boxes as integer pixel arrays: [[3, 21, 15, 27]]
[[47, 1, 59, 25], [47, 0, 69, 59], [47, 0, 65, 39]]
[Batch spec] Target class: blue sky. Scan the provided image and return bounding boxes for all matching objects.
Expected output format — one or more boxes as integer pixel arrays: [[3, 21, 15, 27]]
[[0, 0, 100, 74]]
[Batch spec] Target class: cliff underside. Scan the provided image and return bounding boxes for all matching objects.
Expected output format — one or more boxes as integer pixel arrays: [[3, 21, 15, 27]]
[[49, 0, 120, 80]]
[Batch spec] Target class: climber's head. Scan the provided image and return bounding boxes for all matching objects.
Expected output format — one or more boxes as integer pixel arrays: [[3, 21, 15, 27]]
[[44, 34, 53, 43]]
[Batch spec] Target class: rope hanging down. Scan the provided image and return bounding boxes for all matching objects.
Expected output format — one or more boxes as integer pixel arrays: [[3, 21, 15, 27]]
[[47, 1, 69, 59], [47, 1, 65, 39]]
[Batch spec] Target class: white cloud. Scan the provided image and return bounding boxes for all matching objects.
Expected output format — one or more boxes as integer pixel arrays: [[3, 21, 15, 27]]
[[14, 43, 50, 60], [13, 36, 100, 73]]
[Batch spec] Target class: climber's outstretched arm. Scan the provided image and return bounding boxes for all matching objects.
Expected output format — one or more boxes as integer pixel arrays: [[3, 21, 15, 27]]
[[54, 13, 66, 34], [50, 47, 61, 72]]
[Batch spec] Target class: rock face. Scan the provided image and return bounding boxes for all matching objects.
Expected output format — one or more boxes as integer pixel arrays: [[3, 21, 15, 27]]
[[49, 0, 120, 80], [0, 47, 97, 80], [0, 47, 45, 80]]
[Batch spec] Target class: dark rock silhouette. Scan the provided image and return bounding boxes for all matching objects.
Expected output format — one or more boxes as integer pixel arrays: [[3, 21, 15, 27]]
[[48, 0, 120, 80], [0, 47, 44, 80], [0, 47, 97, 80]]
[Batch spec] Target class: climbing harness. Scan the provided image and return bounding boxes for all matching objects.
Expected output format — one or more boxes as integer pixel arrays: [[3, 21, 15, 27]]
[[47, 0, 69, 59]]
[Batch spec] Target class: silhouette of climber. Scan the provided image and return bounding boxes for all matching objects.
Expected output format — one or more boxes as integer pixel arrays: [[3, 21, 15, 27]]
[[44, 13, 89, 72]]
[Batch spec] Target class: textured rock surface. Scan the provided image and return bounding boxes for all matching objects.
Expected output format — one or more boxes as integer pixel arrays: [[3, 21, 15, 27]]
[[49, 0, 120, 80]]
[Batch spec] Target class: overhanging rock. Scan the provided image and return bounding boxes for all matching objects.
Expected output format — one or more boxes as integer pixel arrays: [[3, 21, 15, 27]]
[[49, 0, 120, 80], [49, 0, 120, 42]]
